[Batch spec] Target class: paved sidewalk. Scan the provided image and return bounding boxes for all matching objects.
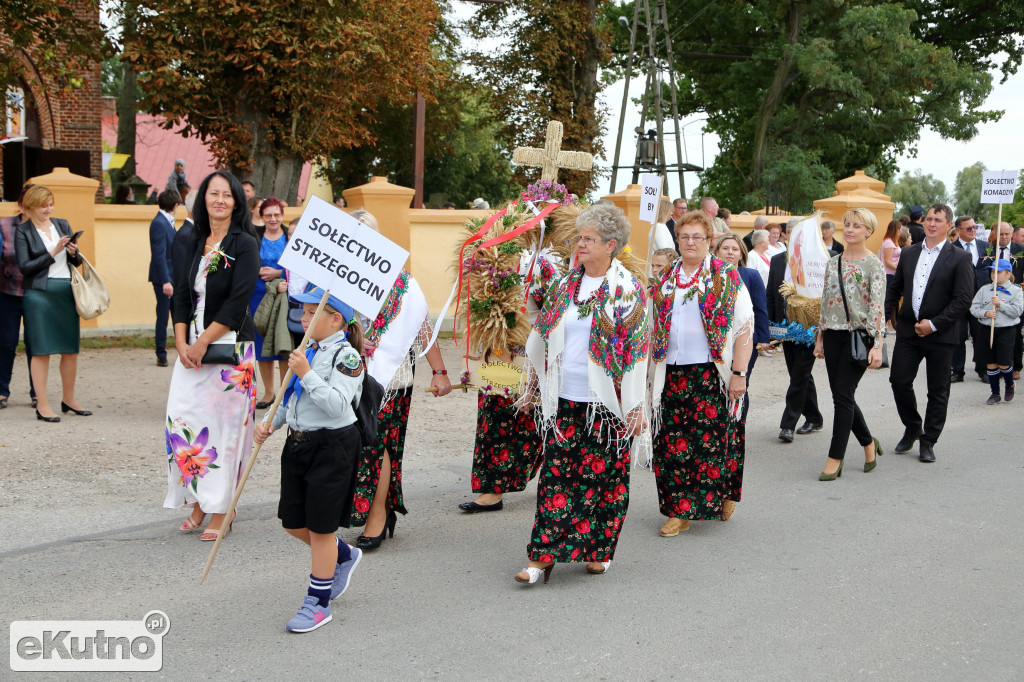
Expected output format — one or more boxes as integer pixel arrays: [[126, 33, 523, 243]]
[[1, 342, 1022, 679]]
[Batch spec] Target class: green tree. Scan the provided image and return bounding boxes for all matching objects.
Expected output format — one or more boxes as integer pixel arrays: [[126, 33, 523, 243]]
[[326, 75, 518, 208], [953, 162, 994, 223], [994, 170, 1024, 226], [650, 0, 1016, 211], [0, 1, 107, 94], [126, 0, 443, 203], [888, 169, 949, 214], [462, 0, 613, 197]]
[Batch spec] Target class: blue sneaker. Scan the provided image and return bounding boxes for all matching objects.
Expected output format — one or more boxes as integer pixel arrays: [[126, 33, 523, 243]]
[[331, 545, 362, 600], [285, 595, 332, 633]]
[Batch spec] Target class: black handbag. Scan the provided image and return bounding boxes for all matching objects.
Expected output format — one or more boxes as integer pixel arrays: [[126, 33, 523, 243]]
[[199, 311, 250, 365], [287, 299, 305, 335], [836, 259, 874, 368]]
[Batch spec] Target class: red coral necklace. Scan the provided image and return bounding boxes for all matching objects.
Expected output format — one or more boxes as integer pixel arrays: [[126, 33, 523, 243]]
[[675, 262, 703, 303]]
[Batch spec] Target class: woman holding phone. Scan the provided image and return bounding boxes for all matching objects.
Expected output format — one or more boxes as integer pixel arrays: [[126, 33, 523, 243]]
[[14, 185, 89, 422]]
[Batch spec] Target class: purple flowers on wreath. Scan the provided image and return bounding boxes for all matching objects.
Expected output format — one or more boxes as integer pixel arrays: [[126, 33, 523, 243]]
[[521, 179, 573, 205]]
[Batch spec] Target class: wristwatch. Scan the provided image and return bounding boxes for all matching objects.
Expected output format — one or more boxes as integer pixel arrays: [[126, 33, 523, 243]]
[[731, 369, 747, 377]]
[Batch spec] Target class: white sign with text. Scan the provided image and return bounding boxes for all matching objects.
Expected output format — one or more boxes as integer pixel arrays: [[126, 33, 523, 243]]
[[638, 174, 664, 223], [980, 170, 1019, 204], [278, 196, 409, 320]]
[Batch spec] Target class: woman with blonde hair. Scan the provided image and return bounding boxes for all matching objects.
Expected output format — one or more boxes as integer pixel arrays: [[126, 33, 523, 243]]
[[14, 185, 88, 421], [813, 208, 886, 480], [653, 198, 676, 252]]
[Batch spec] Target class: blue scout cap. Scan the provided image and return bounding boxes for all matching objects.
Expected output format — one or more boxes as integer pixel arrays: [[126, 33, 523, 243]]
[[988, 259, 1013, 271], [293, 286, 355, 323]]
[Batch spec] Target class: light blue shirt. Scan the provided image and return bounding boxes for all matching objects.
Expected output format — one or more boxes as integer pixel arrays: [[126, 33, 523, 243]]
[[269, 330, 363, 432]]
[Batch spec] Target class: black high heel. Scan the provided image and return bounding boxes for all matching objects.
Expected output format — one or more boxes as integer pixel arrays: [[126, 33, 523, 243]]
[[386, 510, 397, 539], [357, 510, 398, 550], [61, 401, 92, 416]]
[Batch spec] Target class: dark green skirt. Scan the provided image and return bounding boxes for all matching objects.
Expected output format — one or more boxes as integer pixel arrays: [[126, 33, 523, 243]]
[[23, 278, 79, 355]]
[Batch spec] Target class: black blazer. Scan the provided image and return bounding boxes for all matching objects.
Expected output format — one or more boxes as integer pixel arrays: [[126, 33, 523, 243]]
[[883, 241, 974, 345], [738, 265, 770, 345], [978, 241, 1024, 288], [170, 224, 260, 341], [148, 212, 176, 285], [765, 251, 789, 323], [14, 218, 83, 291], [171, 219, 194, 288], [907, 221, 925, 245]]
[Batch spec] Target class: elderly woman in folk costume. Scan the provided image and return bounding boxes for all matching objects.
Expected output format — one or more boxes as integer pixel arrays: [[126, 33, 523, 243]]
[[454, 182, 576, 514], [649, 210, 754, 538], [347, 210, 452, 550], [515, 201, 649, 585]]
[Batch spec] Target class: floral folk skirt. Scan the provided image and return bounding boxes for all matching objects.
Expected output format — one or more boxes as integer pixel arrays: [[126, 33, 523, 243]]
[[350, 387, 413, 524], [164, 343, 256, 514], [653, 362, 745, 520], [471, 393, 543, 494], [527, 398, 631, 564]]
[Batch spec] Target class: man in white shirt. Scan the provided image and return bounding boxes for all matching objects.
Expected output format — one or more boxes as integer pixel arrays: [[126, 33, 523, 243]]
[[884, 204, 975, 463]]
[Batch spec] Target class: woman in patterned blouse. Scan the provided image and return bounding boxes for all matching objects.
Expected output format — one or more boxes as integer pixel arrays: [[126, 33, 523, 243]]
[[813, 209, 887, 481]]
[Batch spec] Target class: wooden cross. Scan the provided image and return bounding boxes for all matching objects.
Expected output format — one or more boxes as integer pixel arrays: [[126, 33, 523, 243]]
[[512, 120, 594, 182]]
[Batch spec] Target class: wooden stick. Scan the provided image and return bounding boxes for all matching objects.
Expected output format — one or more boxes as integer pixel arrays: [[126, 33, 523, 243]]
[[200, 289, 332, 585], [991, 203, 1004, 347]]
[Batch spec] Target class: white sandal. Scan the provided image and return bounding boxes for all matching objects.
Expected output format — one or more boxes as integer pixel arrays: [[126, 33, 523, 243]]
[[514, 564, 554, 584]]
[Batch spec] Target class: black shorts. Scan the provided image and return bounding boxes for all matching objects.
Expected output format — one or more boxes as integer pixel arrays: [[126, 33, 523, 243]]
[[278, 425, 360, 534], [988, 326, 1016, 368]]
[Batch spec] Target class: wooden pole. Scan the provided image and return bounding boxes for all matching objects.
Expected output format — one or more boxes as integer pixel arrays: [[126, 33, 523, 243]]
[[200, 289, 332, 584], [991, 203, 1004, 347]]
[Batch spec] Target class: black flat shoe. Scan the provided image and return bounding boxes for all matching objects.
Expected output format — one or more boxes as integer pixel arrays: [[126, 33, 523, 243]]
[[156, 357, 168, 367], [919, 442, 936, 463], [796, 421, 823, 435], [894, 431, 921, 453], [458, 499, 504, 513], [949, 373, 964, 383], [0, 396, 7, 409], [255, 395, 275, 409], [61, 402, 92, 416], [36, 410, 60, 423], [778, 428, 794, 443]]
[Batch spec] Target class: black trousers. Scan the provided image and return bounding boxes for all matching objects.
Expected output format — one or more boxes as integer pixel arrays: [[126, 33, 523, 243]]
[[952, 313, 979, 377], [0, 291, 34, 399], [889, 335, 954, 446], [780, 341, 822, 430], [153, 283, 170, 360], [822, 330, 872, 460]]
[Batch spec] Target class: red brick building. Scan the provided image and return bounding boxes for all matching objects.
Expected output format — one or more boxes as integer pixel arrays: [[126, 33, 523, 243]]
[[1, 2, 104, 201]]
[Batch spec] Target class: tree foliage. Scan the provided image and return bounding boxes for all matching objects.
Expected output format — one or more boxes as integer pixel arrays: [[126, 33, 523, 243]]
[[648, 0, 1015, 212], [953, 162, 992, 223], [126, 0, 443, 203], [0, 0, 107, 94], [888, 169, 949, 215], [462, 0, 613, 197], [326, 74, 518, 208]]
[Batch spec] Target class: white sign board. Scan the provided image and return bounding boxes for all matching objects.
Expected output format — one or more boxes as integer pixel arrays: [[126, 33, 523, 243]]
[[981, 170, 1019, 204], [638, 174, 664, 223], [278, 196, 409, 320], [787, 215, 829, 298]]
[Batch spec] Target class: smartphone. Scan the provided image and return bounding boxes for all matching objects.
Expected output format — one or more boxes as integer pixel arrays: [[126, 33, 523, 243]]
[[70, 230, 84, 243]]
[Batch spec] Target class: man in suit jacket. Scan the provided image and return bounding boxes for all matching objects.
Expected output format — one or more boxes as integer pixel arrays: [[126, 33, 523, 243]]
[[949, 215, 988, 382], [766, 250, 824, 442], [148, 190, 179, 367], [885, 204, 975, 463], [978, 221, 1024, 377]]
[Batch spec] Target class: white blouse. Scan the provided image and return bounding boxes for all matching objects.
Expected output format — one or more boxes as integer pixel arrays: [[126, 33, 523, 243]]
[[665, 274, 711, 366], [559, 274, 604, 401], [37, 223, 70, 279]]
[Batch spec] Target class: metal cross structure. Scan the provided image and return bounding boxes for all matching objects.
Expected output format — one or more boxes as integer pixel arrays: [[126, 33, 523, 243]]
[[512, 120, 594, 182], [608, 0, 702, 199]]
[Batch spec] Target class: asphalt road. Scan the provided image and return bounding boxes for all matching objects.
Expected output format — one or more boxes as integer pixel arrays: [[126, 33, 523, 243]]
[[1, 341, 1022, 680]]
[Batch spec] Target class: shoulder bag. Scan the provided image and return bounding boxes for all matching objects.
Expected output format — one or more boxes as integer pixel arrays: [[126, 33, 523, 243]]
[[69, 254, 110, 320], [836, 259, 874, 368]]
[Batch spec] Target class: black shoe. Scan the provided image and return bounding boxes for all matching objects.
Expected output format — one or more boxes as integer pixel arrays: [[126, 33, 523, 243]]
[[978, 372, 988, 382], [31, 397, 37, 408], [950, 373, 964, 383], [60, 402, 93, 416], [255, 395, 275, 410], [894, 431, 921, 453], [458, 499, 504, 513], [778, 428, 795, 443], [356, 511, 397, 550], [796, 420, 823, 435], [0, 396, 7, 409], [156, 357, 168, 367], [919, 442, 936, 463], [36, 409, 60, 423]]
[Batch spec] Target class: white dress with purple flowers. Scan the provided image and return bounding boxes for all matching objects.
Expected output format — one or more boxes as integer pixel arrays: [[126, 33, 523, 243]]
[[163, 246, 256, 514]]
